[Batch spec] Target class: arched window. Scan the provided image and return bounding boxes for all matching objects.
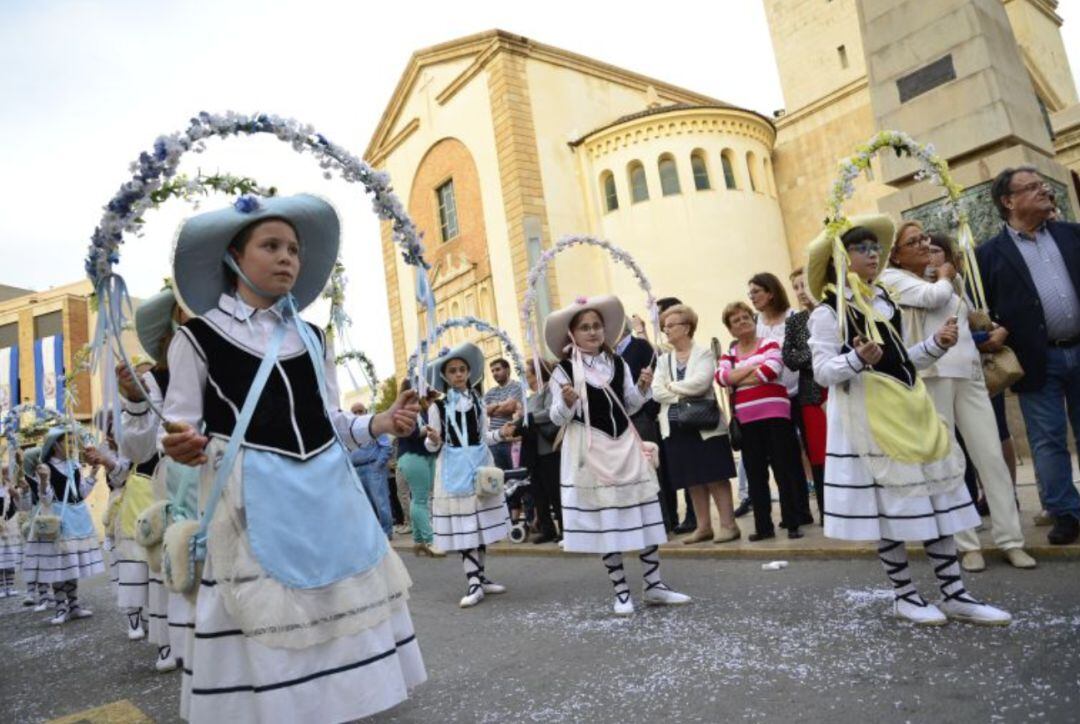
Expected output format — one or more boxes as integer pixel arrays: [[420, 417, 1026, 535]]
[[746, 151, 759, 192], [628, 161, 649, 203], [690, 151, 710, 191], [764, 158, 776, 197], [601, 171, 619, 212], [658, 154, 681, 196], [720, 150, 738, 190]]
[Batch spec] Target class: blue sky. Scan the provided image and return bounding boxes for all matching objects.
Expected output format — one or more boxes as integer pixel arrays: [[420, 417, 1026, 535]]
[[1, 0, 1078, 379]]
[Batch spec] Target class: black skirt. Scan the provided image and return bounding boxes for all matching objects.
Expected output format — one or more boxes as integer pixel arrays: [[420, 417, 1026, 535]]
[[662, 420, 737, 489]]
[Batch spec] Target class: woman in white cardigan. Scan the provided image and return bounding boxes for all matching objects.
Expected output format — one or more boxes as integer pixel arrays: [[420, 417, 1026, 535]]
[[652, 304, 740, 544]]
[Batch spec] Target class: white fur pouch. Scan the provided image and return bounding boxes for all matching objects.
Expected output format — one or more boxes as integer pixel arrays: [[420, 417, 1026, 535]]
[[162, 520, 201, 597], [474, 466, 505, 498], [642, 441, 660, 470], [135, 500, 170, 548]]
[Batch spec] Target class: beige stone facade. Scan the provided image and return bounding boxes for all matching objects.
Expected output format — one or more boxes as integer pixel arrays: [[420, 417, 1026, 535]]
[[367, 31, 792, 378], [369, 7, 1080, 380]]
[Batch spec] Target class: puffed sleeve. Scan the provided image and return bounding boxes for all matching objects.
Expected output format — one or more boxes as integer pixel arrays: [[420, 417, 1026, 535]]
[[548, 363, 578, 426], [119, 372, 164, 465], [810, 305, 867, 388]]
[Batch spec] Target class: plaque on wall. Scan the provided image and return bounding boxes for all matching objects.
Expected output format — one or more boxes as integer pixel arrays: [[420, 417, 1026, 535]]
[[897, 55, 957, 104]]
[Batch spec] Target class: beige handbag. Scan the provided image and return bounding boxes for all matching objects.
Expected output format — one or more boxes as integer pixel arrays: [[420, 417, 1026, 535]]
[[981, 347, 1024, 397]]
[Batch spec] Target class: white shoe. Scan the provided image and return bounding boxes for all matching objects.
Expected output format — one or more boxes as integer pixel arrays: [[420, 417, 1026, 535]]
[[128, 625, 146, 641], [22, 595, 36, 607], [69, 606, 93, 620], [960, 551, 986, 572], [50, 609, 69, 625], [155, 646, 178, 673], [480, 579, 506, 595], [0, 589, 9, 599], [643, 585, 691, 607], [893, 597, 947, 626], [6, 588, 19, 598], [459, 588, 485, 608], [613, 595, 634, 617], [939, 597, 1012, 626], [33, 601, 51, 613]]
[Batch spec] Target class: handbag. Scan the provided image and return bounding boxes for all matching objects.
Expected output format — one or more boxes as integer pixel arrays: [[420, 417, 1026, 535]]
[[981, 346, 1024, 397], [667, 355, 721, 430], [722, 388, 742, 452]]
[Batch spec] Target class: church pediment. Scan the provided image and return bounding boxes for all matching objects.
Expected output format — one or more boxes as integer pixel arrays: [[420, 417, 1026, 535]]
[[429, 253, 477, 290]]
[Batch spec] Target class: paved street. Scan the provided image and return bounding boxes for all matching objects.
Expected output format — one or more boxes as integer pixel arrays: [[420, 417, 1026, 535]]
[[3, 554, 1078, 723]]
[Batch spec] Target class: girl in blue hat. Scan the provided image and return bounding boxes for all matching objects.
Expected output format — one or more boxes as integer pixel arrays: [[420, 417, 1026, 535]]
[[160, 195, 425, 723], [425, 342, 516, 608], [21, 428, 105, 624]]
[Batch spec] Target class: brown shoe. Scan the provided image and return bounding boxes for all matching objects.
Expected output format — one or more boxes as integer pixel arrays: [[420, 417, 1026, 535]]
[[682, 529, 714, 544], [713, 525, 741, 544]]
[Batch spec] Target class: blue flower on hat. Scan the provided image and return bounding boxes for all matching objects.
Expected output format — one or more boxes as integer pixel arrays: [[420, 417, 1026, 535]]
[[234, 195, 261, 214], [439, 346, 450, 357]]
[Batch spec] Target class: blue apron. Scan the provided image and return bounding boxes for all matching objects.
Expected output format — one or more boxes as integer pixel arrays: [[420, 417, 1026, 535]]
[[194, 311, 388, 591], [243, 443, 388, 589], [440, 392, 488, 497], [56, 461, 95, 539]]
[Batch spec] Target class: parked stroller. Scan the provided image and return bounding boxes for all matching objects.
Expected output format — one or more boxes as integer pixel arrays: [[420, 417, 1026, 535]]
[[503, 467, 532, 543]]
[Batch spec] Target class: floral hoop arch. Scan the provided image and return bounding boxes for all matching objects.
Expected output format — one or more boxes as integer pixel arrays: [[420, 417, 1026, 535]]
[[83, 112, 435, 428], [824, 130, 987, 340], [520, 235, 659, 376], [406, 316, 529, 415]]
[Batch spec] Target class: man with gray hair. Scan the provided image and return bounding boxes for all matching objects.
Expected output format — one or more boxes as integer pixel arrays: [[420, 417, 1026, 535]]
[[976, 166, 1080, 545]]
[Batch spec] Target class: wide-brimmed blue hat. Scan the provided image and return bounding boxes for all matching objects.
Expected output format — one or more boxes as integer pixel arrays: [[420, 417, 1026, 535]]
[[40, 426, 69, 461], [172, 194, 340, 315], [426, 342, 485, 393], [136, 287, 178, 362]]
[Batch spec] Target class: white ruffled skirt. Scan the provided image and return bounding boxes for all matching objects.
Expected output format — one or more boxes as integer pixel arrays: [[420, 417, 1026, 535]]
[[431, 446, 510, 551]]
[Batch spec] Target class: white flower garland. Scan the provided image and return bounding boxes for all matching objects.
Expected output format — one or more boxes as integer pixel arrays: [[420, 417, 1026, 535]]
[[825, 130, 986, 313], [83, 111, 435, 427], [520, 234, 659, 373], [406, 316, 529, 413]]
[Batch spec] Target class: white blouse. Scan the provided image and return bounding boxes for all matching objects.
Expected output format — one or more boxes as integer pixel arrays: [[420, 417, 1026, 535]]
[[423, 392, 502, 452], [547, 352, 650, 427], [162, 293, 374, 451]]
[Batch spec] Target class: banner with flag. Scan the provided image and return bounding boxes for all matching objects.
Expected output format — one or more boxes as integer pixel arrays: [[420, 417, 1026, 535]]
[[0, 344, 17, 415], [33, 335, 64, 410]]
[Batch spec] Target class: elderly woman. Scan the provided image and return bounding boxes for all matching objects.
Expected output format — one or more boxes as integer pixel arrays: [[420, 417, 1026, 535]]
[[652, 304, 740, 544], [717, 301, 806, 541], [880, 221, 1035, 572]]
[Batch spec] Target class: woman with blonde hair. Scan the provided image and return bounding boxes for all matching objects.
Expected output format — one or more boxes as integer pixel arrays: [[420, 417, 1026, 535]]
[[880, 220, 1033, 572], [652, 304, 739, 544]]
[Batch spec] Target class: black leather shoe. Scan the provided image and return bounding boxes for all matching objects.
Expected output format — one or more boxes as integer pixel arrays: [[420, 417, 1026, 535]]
[[748, 530, 775, 542], [530, 530, 558, 545], [787, 527, 804, 540], [1047, 515, 1080, 545], [673, 518, 697, 535], [733, 498, 752, 518]]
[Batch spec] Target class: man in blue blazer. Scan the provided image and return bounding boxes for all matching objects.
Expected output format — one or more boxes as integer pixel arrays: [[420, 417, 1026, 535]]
[[976, 166, 1080, 545]]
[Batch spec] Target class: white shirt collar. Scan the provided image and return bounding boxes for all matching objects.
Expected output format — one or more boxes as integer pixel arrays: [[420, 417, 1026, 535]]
[[217, 292, 285, 322]]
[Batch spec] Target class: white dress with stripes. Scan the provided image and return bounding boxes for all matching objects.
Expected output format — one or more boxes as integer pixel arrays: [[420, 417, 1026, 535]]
[[549, 353, 667, 554], [428, 394, 510, 551], [0, 498, 22, 570], [167, 297, 426, 723], [809, 292, 979, 542], [20, 461, 105, 585]]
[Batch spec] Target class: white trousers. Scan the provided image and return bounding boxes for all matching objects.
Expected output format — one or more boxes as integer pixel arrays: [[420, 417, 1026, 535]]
[[925, 376, 1025, 552]]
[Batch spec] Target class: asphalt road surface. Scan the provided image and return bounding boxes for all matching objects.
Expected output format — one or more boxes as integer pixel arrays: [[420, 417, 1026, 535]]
[[3, 553, 1078, 723]]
